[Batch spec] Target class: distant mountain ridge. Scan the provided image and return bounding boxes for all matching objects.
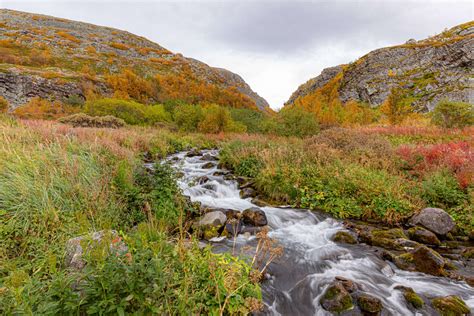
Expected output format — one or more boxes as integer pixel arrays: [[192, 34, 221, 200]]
[[286, 22, 473, 112], [0, 9, 270, 111]]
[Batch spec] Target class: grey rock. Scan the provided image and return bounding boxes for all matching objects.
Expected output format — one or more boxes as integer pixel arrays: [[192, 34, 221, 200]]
[[197, 211, 227, 227], [409, 207, 455, 235], [65, 230, 128, 270], [242, 207, 267, 226]]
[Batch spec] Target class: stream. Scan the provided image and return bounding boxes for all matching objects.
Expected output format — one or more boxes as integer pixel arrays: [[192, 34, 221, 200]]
[[167, 150, 474, 315]]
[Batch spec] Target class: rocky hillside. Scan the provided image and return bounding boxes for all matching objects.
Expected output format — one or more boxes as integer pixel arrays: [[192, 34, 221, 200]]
[[286, 22, 473, 112], [0, 9, 270, 111]]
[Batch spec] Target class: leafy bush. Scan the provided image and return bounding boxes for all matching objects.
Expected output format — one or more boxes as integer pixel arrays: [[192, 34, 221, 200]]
[[84, 98, 171, 125], [380, 88, 413, 125], [273, 106, 319, 137], [229, 108, 265, 133], [59, 113, 126, 128], [13, 97, 77, 119], [174, 103, 203, 132], [431, 99, 474, 128], [421, 171, 467, 209]]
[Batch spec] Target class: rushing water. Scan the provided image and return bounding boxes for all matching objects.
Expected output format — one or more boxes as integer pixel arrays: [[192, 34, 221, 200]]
[[168, 150, 474, 315]]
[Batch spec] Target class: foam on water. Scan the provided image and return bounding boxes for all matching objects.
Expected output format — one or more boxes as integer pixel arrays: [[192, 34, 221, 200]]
[[168, 150, 474, 315]]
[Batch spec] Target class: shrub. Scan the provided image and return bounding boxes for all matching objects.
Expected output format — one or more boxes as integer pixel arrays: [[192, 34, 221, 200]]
[[106, 69, 156, 103], [421, 170, 467, 209], [109, 42, 129, 50], [380, 88, 413, 125], [197, 104, 247, 134], [229, 108, 265, 133], [59, 113, 126, 128], [84, 98, 170, 125], [56, 31, 81, 43], [273, 107, 319, 137], [13, 97, 76, 119], [431, 99, 474, 128], [173, 103, 203, 132]]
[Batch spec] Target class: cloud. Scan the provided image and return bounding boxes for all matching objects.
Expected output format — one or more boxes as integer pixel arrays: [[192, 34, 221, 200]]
[[3, 0, 472, 109]]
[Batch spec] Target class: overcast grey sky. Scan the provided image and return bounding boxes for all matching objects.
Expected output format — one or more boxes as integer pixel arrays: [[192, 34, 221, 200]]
[[2, 0, 472, 109]]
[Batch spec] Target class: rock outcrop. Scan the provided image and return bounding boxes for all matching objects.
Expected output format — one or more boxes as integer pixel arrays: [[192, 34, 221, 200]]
[[0, 9, 269, 111], [286, 22, 474, 112]]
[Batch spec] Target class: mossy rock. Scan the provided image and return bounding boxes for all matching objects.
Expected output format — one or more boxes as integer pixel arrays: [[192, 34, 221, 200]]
[[407, 226, 441, 246], [394, 253, 415, 270], [202, 225, 221, 240], [371, 237, 406, 250], [372, 228, 407, 240], [461, 247, 474, 259], [403, 289, 424, 309], [432, 295, 470, 316], [320, 282, 354, 313], [357, 293, 383, 314], [332, 231, 357, 244]]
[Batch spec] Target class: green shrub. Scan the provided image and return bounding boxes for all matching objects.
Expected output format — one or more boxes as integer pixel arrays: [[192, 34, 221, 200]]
[[84, 98, 171, 125], [229, 108, 265, 133], [274, 107, 319, 137], [431, 100, 474, 128], [59, 113, 126, 128], [63, 94, 85, 107], [421, 170, 467, 208], [235, 156, 264, 178], [174, 103, 203, 132]]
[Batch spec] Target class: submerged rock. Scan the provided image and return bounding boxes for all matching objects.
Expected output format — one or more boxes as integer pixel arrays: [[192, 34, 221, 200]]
[[409, 208, 455, 235], [407, 226, 441, 246], [431, 295, 470, 315], [320, 281, 354, 313], [65, 230, 128, 270], [242, 207, 268, 227], [332, 231, 358, 244], [251, 197, 270, 207], [357, 293, 383, 314]]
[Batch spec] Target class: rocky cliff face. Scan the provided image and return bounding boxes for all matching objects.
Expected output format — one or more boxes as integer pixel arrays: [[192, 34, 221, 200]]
[[0, 9, 269, 111], [286, 22, 473, 112]]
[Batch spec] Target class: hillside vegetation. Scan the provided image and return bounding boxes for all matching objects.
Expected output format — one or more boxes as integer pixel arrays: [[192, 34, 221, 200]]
[[0, 9, 269, 112]]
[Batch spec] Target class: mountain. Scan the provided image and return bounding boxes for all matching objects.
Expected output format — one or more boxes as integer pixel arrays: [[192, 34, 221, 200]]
[[0, 9, 270, 111], [286, 22, 473, 112]]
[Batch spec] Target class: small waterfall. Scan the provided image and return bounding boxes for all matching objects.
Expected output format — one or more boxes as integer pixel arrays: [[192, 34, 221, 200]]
[[168, 150, 474, 315]]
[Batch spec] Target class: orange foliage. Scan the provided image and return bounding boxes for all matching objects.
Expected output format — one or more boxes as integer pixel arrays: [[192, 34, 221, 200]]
[[13, 97, 77, 120], [0, 96, 9, 113], [109, 42, 129, 50], [106, 69, 155, 103], [291, 73, 379, 127], [155, 73, 258, 110], [56, 31, 81, 43], [85, 46, 97, 54]]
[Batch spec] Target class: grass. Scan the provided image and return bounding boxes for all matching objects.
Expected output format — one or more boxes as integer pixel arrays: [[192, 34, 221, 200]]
[[219, 127, 473, 231], [0, 117, 261, 314]]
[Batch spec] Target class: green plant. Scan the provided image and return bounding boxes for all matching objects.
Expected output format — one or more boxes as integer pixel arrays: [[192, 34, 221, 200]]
[[59, 113, 126, 128], [84, 98, 171, 125], [421, 170, 467, 209], [274, 106, 319, 137], [431, 100, 474, 128]]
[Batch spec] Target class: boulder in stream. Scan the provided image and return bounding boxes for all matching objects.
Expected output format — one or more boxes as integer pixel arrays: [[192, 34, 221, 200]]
[[356, 293, 383, 314], [320, 281, 354, 313], [201, 153, 218, 161], [393, 245, 447, 276], [409, 207, 455, 235], [186, 148, 201, 157], [202, 162, 215, 169], [240, 187, 257, 199], [196, 211, 227, 240], [395, 286, 424, 309], [407, 226, 441, 246], [242, 207, 267, 226], [431, 295, 470, 315], [332, 231, 357, 244]]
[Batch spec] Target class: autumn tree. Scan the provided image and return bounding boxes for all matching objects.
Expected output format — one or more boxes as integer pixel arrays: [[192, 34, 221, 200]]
[[0, 96, 8, 113], [380, 88, 412, 125], [431, 99, 474, 128]]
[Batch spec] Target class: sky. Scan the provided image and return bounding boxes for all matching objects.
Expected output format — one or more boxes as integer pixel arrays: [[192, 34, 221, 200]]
[[2, 0, 472, 109]]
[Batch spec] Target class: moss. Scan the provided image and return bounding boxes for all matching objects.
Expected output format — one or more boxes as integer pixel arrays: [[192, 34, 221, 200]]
[[432, 295, 470, 316], [202, 225, 220, 240], [372, 228, 407, 239], [461, 247, 474, 259], [394, 253, 414, 270], [357, 294, 382, 313], [320, 283, 354, 313], [332, 231, 357, 244], [403, 290, 424, 309], [371, 237, 405, 250]]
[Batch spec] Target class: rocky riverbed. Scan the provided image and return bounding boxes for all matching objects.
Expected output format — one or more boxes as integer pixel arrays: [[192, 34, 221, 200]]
[[166, 149, 474, 315]]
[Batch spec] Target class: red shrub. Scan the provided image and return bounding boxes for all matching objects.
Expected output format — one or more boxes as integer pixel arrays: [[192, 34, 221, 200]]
[[397, 141, 474, 187]]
